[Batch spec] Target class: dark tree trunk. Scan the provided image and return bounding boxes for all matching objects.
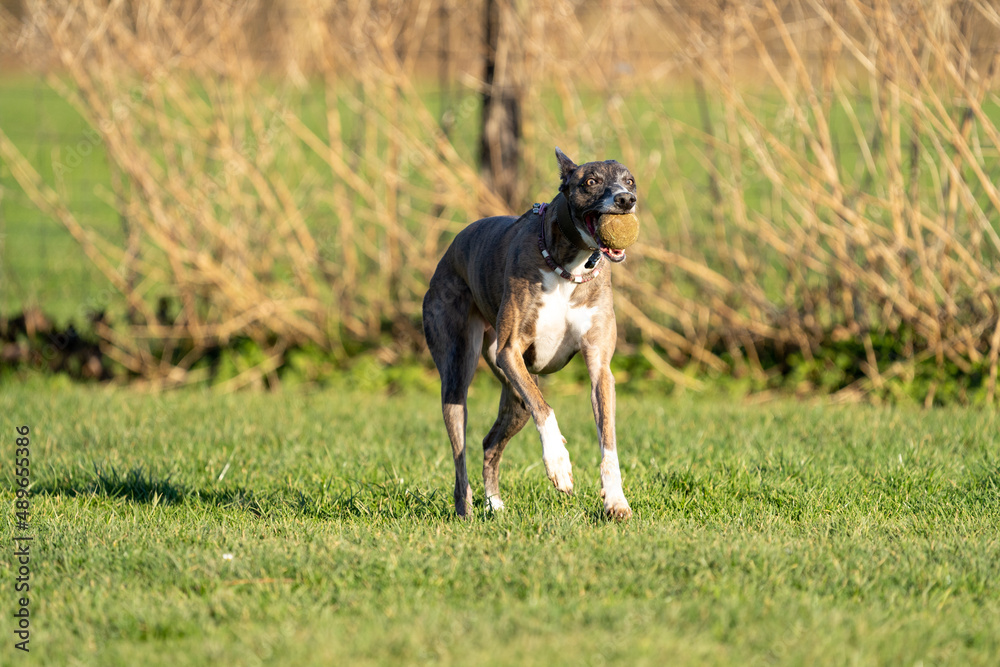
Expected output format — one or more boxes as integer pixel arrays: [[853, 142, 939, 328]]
[[479, 0, 523, 210]]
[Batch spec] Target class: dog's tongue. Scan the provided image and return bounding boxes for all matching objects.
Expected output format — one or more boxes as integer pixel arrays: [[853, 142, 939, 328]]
[[601, 246, 626, 262]]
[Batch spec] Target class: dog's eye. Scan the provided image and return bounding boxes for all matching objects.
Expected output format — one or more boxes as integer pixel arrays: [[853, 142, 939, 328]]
[[586, 178, 599, 186], [626, 178, 634, 187]]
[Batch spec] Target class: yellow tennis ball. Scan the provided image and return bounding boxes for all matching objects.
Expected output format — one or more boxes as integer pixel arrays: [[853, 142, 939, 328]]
[[597, 212, 640, 250]]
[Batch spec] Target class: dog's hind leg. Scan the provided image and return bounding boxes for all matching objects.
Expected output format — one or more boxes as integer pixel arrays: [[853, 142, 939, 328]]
[[423, 276, 484, 518], [480, 330, 532, 510], [481, 385, 531, 511]]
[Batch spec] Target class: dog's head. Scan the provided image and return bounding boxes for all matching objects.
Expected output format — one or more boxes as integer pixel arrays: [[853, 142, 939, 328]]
[[555, 147, 638, 263]]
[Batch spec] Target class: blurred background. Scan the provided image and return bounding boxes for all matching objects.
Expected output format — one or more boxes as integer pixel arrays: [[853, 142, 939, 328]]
[[1, 0, 999, 403]]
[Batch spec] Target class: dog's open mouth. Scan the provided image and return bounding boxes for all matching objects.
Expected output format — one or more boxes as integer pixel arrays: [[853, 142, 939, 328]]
[[583, 211, 627, 263]]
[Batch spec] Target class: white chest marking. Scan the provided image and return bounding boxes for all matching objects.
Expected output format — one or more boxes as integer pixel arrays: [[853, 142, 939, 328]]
[[529, 270, 598, 373]]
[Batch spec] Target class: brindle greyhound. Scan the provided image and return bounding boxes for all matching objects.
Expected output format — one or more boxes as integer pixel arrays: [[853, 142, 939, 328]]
[[422, 148, 637, 520]]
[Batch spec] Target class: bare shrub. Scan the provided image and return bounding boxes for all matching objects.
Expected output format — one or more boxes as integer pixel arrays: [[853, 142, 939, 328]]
[[621, 0, 1000, 403], [2, 0, 999, 401], [2, 0, 506, 388]]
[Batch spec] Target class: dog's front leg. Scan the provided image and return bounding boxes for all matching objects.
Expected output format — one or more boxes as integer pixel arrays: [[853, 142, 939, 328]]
[[495, 326, 574, 495], [582, 343, 632, 520]]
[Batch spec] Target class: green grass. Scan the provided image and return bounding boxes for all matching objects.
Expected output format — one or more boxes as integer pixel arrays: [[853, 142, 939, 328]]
[[0, 76, 122, 324], [2, 376, 999, 665]]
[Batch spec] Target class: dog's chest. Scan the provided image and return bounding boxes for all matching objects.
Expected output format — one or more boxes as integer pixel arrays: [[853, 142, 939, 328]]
[[527, 272, 598, 373]]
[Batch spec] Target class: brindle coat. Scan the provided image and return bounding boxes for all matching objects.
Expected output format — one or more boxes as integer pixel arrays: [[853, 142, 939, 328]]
[[422, 148, 638, 519]]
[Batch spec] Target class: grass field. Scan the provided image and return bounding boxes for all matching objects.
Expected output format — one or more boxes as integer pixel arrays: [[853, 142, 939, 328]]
[[0, 77, 119, 324], [2, 375, 999, 665], [5, 6, 1000, 664]]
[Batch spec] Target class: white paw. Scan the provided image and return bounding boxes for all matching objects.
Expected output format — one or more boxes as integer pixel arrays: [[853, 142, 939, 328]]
[[544, 451, 574, 494], [601, 488, 632, 520], [486, 495, 505, 512]]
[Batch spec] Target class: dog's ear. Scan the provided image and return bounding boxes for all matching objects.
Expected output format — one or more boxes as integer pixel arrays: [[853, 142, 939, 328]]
[[555, 147, 577, 186]]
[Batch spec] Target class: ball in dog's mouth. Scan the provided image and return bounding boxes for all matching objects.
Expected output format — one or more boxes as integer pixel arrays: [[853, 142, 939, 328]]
[[584, 211, 639, 263]]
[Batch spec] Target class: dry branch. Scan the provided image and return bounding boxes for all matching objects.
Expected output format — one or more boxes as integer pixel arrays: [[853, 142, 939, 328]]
[[3, 0, 999, 400]]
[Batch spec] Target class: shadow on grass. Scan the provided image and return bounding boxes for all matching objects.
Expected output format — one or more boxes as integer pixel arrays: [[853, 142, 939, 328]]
[[32, 464, 186, 505], [33, 463, 451, 521]]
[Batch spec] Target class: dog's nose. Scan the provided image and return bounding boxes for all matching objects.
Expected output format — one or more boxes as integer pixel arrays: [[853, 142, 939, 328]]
[[614, 191, 636, 210]]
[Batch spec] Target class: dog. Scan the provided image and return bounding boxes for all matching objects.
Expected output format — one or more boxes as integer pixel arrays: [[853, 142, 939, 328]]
[[422, 148, 637, 520]]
